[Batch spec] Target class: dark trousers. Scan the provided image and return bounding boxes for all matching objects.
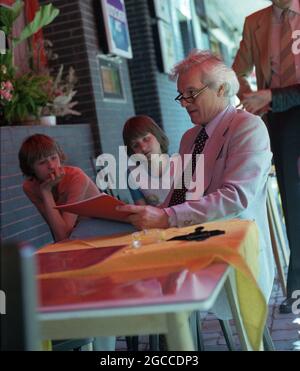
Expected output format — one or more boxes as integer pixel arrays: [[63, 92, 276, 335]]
[[267, 107, 300, 296]]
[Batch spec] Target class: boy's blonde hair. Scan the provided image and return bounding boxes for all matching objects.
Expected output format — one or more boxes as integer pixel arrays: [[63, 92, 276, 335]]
[[18, 134, 66, 177]]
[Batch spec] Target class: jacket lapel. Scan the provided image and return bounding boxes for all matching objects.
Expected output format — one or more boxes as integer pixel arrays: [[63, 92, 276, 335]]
[[254, 6, 272, 85], [202, 106, 237, 193], [162, 106, 237, 207]]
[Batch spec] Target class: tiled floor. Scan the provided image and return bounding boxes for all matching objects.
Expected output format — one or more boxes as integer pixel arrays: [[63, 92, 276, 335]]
[[115, 275, 300, 351]]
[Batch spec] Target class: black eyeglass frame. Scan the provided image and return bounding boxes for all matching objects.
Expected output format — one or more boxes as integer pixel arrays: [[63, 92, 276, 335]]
[[175, 85, 209, 104]]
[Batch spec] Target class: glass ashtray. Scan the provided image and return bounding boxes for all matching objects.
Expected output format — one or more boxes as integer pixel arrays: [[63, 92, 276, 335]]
[[131, 229, 166, 248]]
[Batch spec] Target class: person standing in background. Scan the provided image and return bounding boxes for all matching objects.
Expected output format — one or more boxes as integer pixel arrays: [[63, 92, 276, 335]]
[[232, 0, 300, 313]]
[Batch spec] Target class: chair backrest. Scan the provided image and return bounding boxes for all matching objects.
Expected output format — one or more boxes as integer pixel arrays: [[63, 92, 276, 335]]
[[0, 242, 40, 351]]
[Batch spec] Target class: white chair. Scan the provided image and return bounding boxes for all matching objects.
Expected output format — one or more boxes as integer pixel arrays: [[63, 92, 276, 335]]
[[266, 171, 290, 297]]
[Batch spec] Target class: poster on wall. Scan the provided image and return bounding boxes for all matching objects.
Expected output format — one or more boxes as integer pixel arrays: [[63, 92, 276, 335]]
[[100, 0, 133, 59], [157, 20, 176, 74]]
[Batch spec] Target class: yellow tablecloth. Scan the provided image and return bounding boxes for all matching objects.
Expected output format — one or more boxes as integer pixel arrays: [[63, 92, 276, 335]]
[[37, 219, 267, 350]]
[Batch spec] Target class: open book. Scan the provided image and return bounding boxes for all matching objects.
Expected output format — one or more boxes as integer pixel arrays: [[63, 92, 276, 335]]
[[55, 193, 131, 222]]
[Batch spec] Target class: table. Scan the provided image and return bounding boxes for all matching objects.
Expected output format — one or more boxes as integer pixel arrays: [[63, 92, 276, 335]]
[[36, 219, 266, 351]]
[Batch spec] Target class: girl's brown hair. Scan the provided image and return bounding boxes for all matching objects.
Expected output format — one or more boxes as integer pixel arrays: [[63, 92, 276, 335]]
[[123, 115, 169, 156], [18, 134, 66, 177]]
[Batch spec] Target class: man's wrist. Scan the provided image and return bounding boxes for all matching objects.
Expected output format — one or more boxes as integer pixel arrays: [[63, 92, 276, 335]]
[[164, 207, 177, 227]]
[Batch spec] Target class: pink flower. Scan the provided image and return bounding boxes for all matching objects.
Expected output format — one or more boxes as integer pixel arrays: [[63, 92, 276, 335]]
[[0, 89, 13, 102], [4, 81, 13, 91], [5, 92, 13, 101]]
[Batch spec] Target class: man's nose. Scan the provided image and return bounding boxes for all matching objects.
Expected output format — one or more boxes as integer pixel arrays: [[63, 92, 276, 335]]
[[181, 99, 189, 108]]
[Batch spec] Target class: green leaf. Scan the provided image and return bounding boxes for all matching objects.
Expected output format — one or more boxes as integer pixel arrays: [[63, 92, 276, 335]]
[[0, 0, 23, 35], [13, 4, 59, 47], [10, 0, 24, 23]]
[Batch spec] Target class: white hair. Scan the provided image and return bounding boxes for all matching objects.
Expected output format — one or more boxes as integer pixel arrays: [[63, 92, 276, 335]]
[[170, 49, 239, 98]]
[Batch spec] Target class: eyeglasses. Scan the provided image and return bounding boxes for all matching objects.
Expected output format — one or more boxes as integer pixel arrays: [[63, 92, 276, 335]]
[[175, 85, 208, 104]]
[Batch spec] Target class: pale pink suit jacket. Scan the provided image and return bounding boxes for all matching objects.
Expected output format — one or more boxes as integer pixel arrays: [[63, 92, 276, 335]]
[[162, 105, 275, 300]]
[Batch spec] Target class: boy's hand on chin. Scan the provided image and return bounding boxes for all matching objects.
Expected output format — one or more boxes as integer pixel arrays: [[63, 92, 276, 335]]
[[40, 167, 65, 192]]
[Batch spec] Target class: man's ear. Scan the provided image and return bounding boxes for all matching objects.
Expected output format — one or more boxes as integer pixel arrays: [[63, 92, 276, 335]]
[[217, 84, 226, 97]]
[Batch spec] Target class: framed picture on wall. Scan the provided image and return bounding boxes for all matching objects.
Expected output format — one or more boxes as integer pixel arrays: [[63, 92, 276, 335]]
[[100, 0, 133, 59], [153, 0, 171, 23], [157, 20, 176, 74], [98, 56, 124, 100]]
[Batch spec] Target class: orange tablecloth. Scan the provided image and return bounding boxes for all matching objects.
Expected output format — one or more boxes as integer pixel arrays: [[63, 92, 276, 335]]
[[37, 219, 267, 350]]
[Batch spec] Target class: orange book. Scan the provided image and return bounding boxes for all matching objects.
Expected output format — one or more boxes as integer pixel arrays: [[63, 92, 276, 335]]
[[55, 193, 131, 222]]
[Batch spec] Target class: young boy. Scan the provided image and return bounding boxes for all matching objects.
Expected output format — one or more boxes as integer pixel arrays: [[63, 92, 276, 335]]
[[19, 134, 100, 242]]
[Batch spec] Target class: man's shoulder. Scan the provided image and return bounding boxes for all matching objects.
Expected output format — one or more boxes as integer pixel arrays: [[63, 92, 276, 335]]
[[232, 108, 257, 121], [230, 109, 266, 132], [245, 5, 272, 24]]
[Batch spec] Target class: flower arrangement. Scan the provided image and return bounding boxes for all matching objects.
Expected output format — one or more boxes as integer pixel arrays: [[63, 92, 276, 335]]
[[0, 1, 81, 125], [41, 64, 81, 118], [0, 63, 49, 123]]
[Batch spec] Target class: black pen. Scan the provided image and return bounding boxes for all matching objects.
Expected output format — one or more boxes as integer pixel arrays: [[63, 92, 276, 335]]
[[168, 229, 225, 241], [185, 230, 225, 241]]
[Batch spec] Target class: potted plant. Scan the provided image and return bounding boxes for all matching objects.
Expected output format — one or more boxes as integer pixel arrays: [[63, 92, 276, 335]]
[[40, 64, 81, 125], [1, 65, 50, 124], [0, 0, 59, 125]]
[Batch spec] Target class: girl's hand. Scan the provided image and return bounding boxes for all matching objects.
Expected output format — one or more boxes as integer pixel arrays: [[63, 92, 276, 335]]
[[40, 167, 65, 193], [241, 89, 272, 114]]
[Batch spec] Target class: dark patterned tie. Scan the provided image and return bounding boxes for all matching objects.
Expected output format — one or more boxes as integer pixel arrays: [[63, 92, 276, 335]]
[[280, 9, 297, 87], [169, 126, 209, 207]]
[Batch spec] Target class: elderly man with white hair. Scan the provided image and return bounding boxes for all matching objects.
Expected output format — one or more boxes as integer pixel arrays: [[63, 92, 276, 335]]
[[119, 49, 275, 302]]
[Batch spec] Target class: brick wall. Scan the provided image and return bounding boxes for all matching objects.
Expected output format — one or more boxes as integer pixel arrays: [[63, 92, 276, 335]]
[[0, 124, 96, 248], [40, 0, 135, 157], [125, 0, 192, 155], [125, 0, 161, 122]]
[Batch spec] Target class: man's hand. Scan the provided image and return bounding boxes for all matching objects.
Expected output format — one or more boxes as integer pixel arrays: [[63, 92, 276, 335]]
[[241, 89, 272, 115], [116, 204, 170, 230]]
